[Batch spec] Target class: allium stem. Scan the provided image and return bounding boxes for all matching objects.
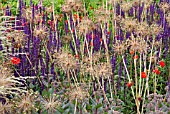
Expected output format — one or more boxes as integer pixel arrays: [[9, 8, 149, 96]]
[[134, 53, 138, 96], [139, 53, 142, 95], [100, 24, 110, 63], [74, 98, 77, 114], [146, 36, 155, 96], [66, 14, 78, 55]]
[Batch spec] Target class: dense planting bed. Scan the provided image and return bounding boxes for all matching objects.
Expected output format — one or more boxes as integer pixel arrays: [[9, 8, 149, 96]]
[[0, 0, 170, 114]]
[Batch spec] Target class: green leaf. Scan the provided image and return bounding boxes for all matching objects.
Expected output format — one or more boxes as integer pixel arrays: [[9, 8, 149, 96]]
[[95, 103, 102, 109]]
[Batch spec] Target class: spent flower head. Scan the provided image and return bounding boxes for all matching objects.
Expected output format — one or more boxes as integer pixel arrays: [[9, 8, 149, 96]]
[[40, 94, 61, 114], [13, 90, 39, 113]]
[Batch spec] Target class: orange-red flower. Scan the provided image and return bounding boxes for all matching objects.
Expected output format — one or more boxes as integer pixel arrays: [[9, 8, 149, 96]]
[[141, 72, 147, 78], [159, 61, 165, 68], [126, 82, 133, 88], [11, 57, 20, 65], [153, 68, 160, 75], [134, 55, 138, 59], [130, 50, 134, 55]]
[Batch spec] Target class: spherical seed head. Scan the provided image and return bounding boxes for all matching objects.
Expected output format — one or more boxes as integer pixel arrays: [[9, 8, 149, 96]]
[[120, 1, 133, 12], [166, 13, 170, 24], [61, 4, 72, 14], [113, 42, 127, 55], [13, 90, 39, 113], [159, 2, 170, 12], [61, 34, 72, 44], [136, 22, 150, 36], [53, 50, 78, 71], [0, 101, 14, 114], [40, 94, 61, 114], [22, 7, 32, 22], [34, 25, 48, 39], [149, 23, 163, 35], [94, 62, 112, 79], [121, 18, 137, 32], [68, 86, 89, 102], [77, 16, 95, 33]]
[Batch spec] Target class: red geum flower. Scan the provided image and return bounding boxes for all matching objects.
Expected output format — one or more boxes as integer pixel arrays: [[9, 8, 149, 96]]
[[11, 57, 20, 65], [134, 55, 139, 59], [159, 61, 165, 68], [153, 68, 160, 75], [141, 72, 147, 78], [130, 50, 134, 55], [126, 82, 133, 88]]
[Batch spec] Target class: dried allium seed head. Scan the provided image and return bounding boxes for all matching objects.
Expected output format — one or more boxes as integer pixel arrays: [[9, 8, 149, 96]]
[[40, 94, 61, 114], [148, 55, 157, 63], [8, 30, 27, 46], [149, 23, 163, 35], [94, 63, 112, 79], [53, 50, 78, 71], [166, 13, 170, 24], [61, 4, 72, 14], [72, 1, 84, 12], [159, 2, 170, 12], [113, 42, 127, 55], [94, 7, 110, 23], [141, 0, 153, 8], [153, 40, 162, 47], [22, 7, 32, 22], [68, 86, 89, 102], [108, 0, 121, 4], [128, 39, 140, 52], [113, 15, 122, 24], [0, 101, 14, 114], [34, 25, 48, 39], [61, 34, 72, 44], [132, 0, 140, 7], [120, 1, 133, 12], [136, 22, 150, 36], [121, 18, 137, 32], [13, 90, 39, 113], [138, 40, 148, 53], [77, 17, 94, 33]]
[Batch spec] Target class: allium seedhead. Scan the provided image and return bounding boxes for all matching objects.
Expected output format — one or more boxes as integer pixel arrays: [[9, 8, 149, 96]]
[[7, 30, 27, 47], [68, 86, 89, 102], [121, 18, 137, 32], [77, 16, 95, 33], [120, 1, 133, 12], [22, 7, 32, 22], [138, 40, 148, 53], [94, 62, 112, 79], [159, 2, 170, 12], [113, 42, 127, 55], [141, 0, 153, 8], [0, 101, 14, 114], [34, 25, 48, 39], [13, 90, 39, 113], [166, 13, 170, 24], [61, 34, 72, 44], [93, 7, 110, 23], [148, 55, 157, 63], [61, 4, 72, 14], [149, 23, 163, 35], [40, 94, 61, 114], [132, 0, 140, 7], [128, 39, 140, 52], [136, 22, 150, 36], [53, 50, 78, 71]]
